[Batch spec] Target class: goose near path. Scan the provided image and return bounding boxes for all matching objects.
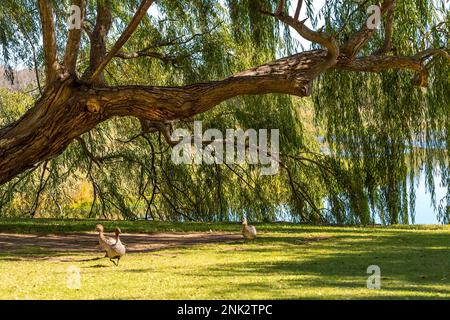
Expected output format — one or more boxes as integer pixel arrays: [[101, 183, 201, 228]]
[[242, 218, 257, 240], [95, 224, 126, 266]]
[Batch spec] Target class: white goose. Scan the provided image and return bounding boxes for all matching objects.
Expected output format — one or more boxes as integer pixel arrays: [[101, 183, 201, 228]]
[[95, 224, 126, 266], [242, 218, 257, 240]]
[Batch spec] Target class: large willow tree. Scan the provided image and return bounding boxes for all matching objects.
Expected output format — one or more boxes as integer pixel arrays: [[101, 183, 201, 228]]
[[0, 0, 448, 223]]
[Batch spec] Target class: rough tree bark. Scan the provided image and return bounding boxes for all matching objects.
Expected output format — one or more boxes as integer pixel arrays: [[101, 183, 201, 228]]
[[0, 0, 447, 185]]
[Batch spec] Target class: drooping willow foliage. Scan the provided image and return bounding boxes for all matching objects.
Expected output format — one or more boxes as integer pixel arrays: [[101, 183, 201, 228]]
[[0, 0, 448, 223]]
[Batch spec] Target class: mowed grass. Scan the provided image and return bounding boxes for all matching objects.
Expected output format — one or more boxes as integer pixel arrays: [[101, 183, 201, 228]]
[[0, 218, 449, 299]]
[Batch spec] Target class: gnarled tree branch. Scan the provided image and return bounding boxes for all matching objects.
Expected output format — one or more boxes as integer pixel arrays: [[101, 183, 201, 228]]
[[375, 4, 395, 55], [264, 0, 339, 79], [83, 0, 113, 85], [64, 0, 85, 76], [340, 0, 397, 59], [87, 0, 154, 85], [139, 119, 179, 146], [115, 50, 173, 64], [0, 0, 448, 186], [335, 48, 449, 87], [38, 0, 59, 84]]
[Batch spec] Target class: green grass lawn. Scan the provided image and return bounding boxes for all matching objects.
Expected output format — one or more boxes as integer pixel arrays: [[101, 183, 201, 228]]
[[0, 219, 449, 299]]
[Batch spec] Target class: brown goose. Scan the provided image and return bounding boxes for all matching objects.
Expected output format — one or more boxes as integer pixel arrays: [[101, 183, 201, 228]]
[[95, 224, 126, 266], [242, 218, 257, 240]]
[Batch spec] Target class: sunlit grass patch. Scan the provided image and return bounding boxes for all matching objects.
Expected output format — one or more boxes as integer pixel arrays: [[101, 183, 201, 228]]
[[0, 219, 449, 299]]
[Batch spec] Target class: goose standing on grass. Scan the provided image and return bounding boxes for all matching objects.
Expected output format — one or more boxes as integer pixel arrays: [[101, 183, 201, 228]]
[[95, 224, 126, 266], [242, 218, 257, 240]]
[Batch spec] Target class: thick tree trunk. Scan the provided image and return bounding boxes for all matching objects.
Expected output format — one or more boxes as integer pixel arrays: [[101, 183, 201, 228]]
[[0, 79, 97, 184]]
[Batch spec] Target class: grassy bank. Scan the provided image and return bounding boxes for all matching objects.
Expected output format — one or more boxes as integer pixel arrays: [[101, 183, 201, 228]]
[[0, 218, 448, 234], [0, 219, 449, 299]]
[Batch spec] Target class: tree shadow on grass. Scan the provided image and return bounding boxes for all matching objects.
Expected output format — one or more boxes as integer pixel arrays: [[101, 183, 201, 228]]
[[191, 231, 450, 299], [87, 263, 111, 268], [1, 226, 448, 299], [0, 232, 241, 260], [0, 250, 105, 262], [1, 227, 449, 299]]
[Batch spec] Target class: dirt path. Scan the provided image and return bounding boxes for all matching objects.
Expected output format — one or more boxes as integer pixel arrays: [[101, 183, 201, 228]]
[[0, 232, 243, 257]]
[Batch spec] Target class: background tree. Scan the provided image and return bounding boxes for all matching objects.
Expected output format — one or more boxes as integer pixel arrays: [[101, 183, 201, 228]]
[[0, 0, 448, 223]]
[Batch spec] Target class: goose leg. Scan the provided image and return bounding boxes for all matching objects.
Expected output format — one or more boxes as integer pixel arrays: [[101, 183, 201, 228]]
[[110, 258, 118, 266], [116, 257, 120, 266]]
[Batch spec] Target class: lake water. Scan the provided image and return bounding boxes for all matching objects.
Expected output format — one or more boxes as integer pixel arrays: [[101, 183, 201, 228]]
[[316, 137, 448, 225], [405, 169, 447, 224], [273, 168, 448, 225]]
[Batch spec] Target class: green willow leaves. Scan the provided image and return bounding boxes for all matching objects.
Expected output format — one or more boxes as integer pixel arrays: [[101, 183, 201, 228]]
[[0, 0, 448, 223]]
